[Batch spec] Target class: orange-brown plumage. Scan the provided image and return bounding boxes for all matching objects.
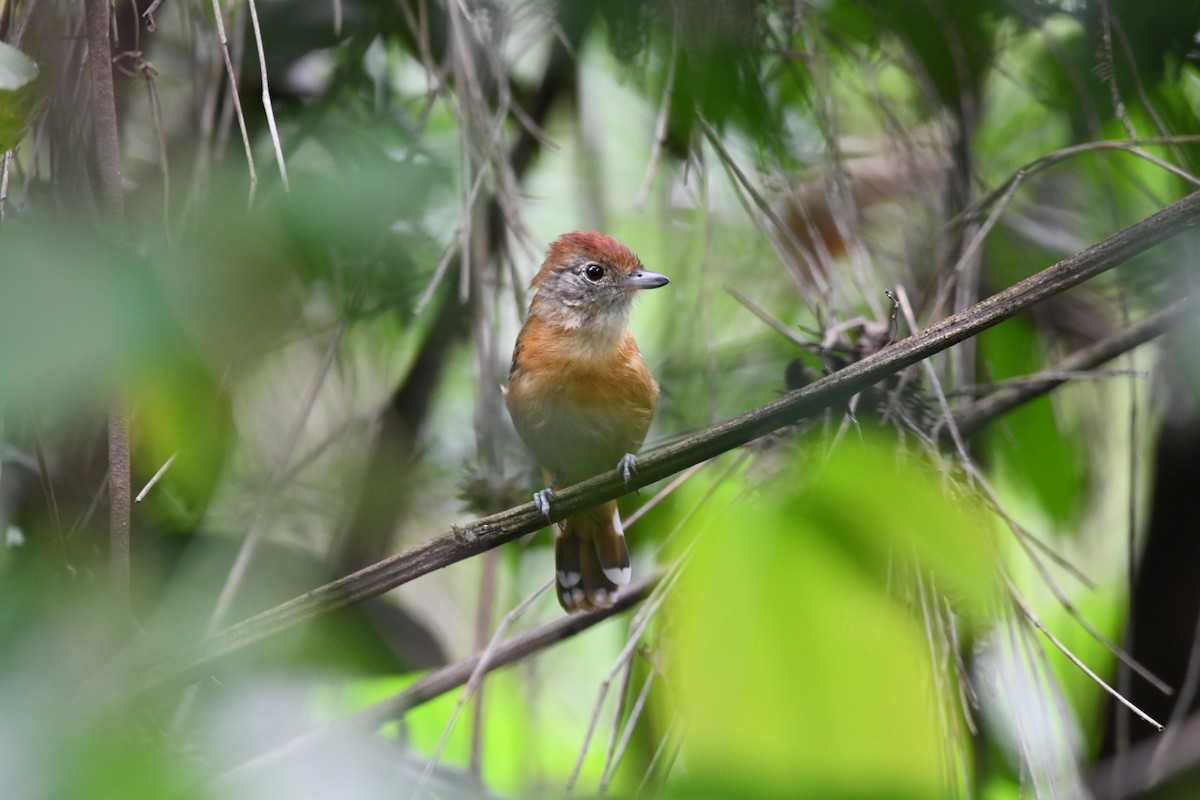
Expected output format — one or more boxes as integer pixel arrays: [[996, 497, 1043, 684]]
[[506, 231, 668, 612]]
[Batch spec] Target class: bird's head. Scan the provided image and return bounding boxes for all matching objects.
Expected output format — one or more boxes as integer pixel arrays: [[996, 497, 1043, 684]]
[[528, 231, 669, 335]]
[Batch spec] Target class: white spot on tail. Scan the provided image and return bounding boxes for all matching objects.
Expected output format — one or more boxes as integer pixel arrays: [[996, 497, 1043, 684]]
[[557, 570, 581, 588], [592, 588, 615, 607], [570, 587, 585, 606], [603, 565, 632, 586]]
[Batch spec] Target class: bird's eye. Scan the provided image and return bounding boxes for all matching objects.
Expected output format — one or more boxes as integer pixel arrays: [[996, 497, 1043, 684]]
[[583, 263, 605, 283]]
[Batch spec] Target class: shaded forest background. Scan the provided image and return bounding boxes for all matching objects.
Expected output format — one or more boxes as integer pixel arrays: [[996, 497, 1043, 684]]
[[1, 0, 1200, 797]]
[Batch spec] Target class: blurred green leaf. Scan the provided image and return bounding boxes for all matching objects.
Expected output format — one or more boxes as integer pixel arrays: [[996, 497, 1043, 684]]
[[0, 41, 37, 152], [666, 434, 999, 798]]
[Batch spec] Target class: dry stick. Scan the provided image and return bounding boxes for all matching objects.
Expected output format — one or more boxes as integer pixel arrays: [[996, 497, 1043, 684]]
[[954, 369, 1149, 396], [913, 573, 952, 792], [244, 0, 289, 190], [135, 452, 177, 503], [945, 598, 981, 737], [1002, 613, 1047, 794], [136, 190, 1200, 692], [84, 0, 123, 215], [208, 0, 258, 203], [84, 0, 131, 605], [1008, 574, 1164, 731], [215, 575, 659, 787], [467, 548, 498, 782], [951, 298, 1192, 439]]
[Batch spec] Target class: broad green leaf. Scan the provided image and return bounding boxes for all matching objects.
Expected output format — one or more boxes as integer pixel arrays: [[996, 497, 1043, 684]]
[[666, 434, 999, 799]]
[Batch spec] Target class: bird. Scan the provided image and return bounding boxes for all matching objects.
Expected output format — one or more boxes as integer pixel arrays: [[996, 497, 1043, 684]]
[[505, 231, 669, 613]]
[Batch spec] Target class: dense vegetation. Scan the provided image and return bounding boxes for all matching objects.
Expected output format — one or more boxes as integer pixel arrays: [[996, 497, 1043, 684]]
[[1, 0, 1199, 797]]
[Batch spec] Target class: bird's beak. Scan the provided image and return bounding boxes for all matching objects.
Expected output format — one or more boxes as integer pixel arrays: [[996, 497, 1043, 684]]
[[624, 269, 670, 290]]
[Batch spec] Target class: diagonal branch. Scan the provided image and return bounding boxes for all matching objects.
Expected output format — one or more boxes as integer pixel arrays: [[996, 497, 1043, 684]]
[[136, 190, 1200, 692], [214, 574, 660, 784], [951, 297, 1192, 440]]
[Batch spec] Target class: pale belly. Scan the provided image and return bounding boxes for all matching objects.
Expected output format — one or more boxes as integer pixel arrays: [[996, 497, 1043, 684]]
[[508, 390, 653, 486]]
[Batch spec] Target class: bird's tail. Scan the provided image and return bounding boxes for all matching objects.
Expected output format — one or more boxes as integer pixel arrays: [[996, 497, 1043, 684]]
[[555, 500, 631, 613]]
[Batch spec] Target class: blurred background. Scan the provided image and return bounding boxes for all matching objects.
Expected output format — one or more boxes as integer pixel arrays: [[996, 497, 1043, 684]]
[[1, 0, 1200, 797]]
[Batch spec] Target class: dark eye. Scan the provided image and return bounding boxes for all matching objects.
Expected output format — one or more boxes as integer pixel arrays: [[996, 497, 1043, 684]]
[[584, 263, 605, 282]]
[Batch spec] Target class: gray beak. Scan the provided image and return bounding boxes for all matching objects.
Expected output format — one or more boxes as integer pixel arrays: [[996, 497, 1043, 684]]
[[624, 269, 670, 290]]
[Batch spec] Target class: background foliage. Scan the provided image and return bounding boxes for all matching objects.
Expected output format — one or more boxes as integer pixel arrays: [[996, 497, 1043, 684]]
[[1, 0, 1200, 797]]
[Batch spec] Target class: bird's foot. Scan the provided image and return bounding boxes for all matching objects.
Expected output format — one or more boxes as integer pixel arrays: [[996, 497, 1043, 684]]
[[533, 486, 556, 520], [616, 453, 639, 484]]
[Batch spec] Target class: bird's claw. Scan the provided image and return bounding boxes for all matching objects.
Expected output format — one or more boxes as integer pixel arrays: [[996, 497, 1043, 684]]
[[533, 487, 555, 520], [617, 453, 638, 484]]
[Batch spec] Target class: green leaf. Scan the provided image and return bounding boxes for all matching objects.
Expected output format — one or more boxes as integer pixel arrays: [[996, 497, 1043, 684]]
[[0, 41, 38, 152], [665, 434, 999, 798]]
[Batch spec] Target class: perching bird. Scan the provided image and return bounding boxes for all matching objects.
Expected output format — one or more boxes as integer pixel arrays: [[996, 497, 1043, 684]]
[[505, 232, 669, 613]]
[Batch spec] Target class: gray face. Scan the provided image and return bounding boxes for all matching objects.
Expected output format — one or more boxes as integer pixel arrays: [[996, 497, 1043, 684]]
[[537, 255, 669, 322], [540, 256, 635, 319]]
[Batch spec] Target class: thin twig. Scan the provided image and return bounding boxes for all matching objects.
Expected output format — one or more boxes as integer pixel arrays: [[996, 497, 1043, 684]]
[[1009, 575, 1163, 731], [244, 0, 289, 190], [208, 0, 258, 202], [951, 298, 1192, 439], [135, 452, 177, 503]]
